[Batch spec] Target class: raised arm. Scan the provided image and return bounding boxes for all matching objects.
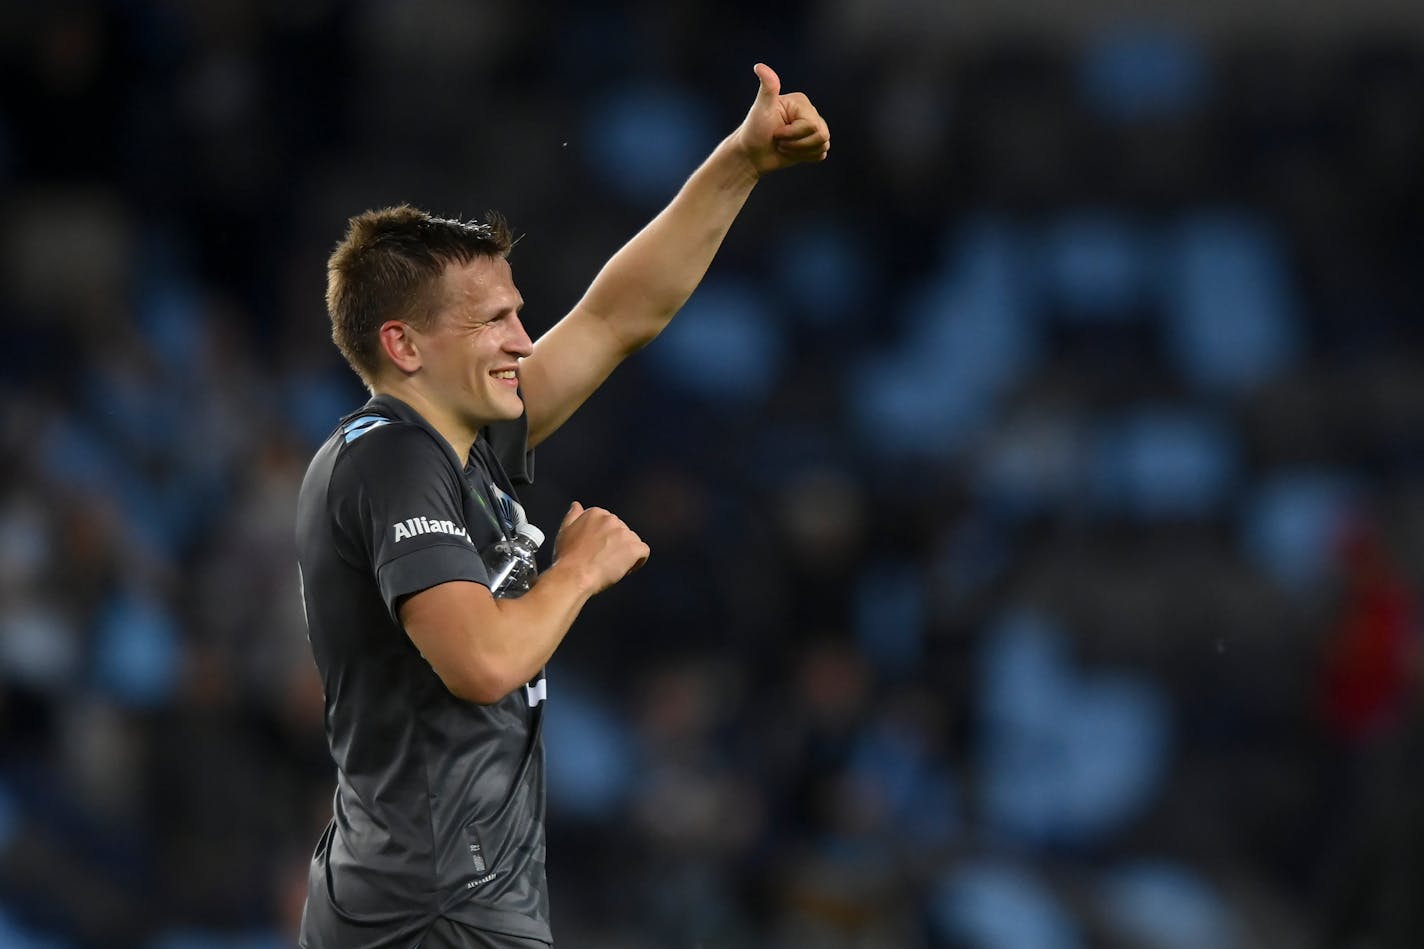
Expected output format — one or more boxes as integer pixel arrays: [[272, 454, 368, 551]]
[[518, 63, 830, 448]]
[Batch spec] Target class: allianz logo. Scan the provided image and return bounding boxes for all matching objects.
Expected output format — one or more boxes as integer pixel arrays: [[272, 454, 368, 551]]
[[393, 516, 469, 543]]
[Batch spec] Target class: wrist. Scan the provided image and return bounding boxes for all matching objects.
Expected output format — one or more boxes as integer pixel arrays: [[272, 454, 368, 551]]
[[545, 557, 603, 600], [716, 132, 766, 185]]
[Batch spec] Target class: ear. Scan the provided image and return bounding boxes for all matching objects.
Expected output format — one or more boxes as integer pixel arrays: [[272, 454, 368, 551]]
[[378, 320, 423, 375]]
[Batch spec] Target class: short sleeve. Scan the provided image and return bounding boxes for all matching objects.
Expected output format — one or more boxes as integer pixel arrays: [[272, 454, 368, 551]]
[[332, 424, 490, 619]]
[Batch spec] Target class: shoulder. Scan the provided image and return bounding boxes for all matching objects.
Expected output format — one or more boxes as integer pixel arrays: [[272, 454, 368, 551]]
[[332, 420, 459, 494]]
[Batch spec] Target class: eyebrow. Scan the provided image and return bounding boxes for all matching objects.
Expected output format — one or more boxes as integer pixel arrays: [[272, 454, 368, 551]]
[[458, 300, 522, 327]]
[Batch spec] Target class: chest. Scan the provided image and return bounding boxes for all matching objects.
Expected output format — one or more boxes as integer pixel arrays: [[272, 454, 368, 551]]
[[461, 451, 527, 554]]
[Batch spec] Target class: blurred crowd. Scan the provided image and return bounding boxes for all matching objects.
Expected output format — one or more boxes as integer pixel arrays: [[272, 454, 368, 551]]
[[1, 2, 1423, 947]]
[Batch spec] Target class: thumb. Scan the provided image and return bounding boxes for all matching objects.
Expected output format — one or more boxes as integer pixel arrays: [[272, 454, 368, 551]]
[[753, 62, 781, 105], [561, 500, 584, 530]]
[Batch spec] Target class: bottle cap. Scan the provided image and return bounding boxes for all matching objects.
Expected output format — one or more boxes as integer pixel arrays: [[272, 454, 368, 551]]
[[516, 522, 545, 549]]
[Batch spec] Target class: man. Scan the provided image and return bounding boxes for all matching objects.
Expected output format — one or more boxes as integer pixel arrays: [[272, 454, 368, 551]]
[[295, 64, 829, 948]]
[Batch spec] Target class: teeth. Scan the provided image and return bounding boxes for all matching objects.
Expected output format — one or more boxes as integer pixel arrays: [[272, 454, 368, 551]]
[[492, 370, 516, 379]]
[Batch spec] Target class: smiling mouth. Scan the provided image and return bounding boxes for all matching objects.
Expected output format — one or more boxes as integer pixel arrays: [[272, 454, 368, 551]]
[[490, 370, 518, 382]]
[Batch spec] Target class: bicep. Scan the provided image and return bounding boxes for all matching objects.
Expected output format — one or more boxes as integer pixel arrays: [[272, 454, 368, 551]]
[[398, 580, 505, 703], [520, 306, 634, 448]]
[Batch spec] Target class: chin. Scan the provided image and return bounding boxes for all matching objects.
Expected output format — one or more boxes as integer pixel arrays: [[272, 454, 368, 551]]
[[484, 394, 524, 423], [501, 392, 525, 418]]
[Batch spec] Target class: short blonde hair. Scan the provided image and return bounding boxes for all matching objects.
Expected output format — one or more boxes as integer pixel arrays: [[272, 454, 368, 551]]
[[325, 204, 513, 384]]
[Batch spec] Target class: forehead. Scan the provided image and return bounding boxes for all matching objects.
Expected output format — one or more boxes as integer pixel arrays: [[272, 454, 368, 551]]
[[437, 255, 521, 316]]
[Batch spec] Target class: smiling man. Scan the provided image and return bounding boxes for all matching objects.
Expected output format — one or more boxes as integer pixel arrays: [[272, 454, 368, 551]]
[[294, 64, 829, 949]]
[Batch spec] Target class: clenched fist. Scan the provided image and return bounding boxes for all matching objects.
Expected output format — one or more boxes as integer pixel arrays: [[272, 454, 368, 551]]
[[552, 501, 650, 594]]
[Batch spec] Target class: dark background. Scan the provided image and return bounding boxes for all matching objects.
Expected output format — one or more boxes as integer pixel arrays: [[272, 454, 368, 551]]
[[1, 1, 1422, 947]]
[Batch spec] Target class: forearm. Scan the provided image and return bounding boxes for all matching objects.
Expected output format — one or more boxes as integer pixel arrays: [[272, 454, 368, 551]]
[[516, 65, 826, 447], [576, 134, 760, 350], [464, 561, 597, 701]]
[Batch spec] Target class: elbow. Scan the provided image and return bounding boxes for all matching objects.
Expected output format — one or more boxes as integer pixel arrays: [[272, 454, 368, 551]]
[[462, 682, 515, 707], [626, 328, 660, 354], [443, 661, 520, 706], [606, 324, 657, 358], [589, 303, 671, 356]]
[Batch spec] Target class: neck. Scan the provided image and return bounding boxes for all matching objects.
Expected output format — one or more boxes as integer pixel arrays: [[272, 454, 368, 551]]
[[372, 380, 479, 463]]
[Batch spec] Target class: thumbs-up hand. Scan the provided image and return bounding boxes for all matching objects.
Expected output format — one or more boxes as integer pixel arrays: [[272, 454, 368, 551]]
[[734, 63, 830, 177]]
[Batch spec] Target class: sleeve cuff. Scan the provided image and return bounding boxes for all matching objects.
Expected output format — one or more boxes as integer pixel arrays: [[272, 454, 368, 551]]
[[376, 543, 491, 619]]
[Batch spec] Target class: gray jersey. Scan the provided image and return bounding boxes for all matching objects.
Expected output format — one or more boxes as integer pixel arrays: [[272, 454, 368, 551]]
[[295, 394, 550, 948]]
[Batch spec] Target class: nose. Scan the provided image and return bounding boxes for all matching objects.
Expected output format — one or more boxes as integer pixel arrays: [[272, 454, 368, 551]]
[[506, 314, 534, 358]]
